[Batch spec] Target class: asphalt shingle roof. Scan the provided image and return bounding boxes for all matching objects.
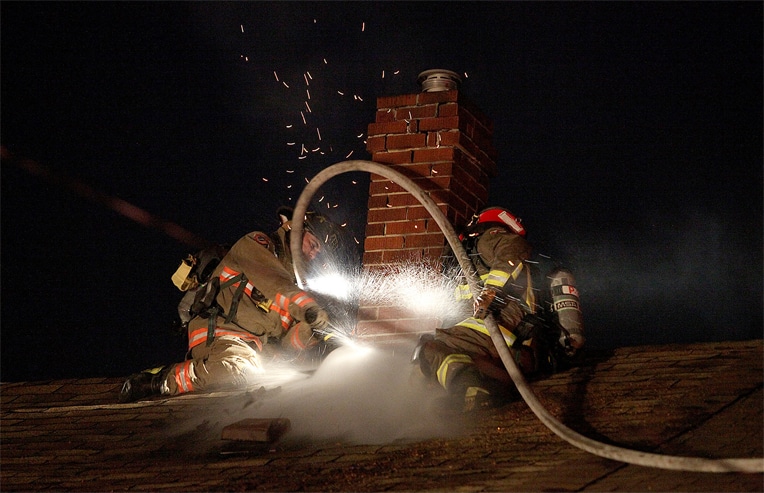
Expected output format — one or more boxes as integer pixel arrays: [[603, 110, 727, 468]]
[[1, 339, 762, 492]]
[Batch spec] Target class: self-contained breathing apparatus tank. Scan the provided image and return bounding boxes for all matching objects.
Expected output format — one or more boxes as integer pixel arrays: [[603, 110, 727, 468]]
[[548, 268, 585, 352]]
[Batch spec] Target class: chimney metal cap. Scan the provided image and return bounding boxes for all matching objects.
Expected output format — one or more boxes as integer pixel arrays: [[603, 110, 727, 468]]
[[417, 69, 462, 92]]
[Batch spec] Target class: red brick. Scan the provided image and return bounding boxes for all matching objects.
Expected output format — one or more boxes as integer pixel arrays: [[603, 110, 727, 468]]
[[404, 233, 446, 248], [412, 174, 452, 191], [407, 203, 448, 221], [367, 207, 408, 223], [369, 180, 406, 195], [419, 90, 459, 104], [419, 116, 459, 132], [385, 220, 427, 235], [369, 173, 394, 183], [372, 150, 412, 165], [362, 250, 383, 265], [366, 195, 388, 209], [374, 108, 396, 123], [364, 222, 384, 237], [381, 248, 426, 264], [456, 110, 477, 136], [386, 133, 426, 150], [355, 305, 379, 321], [438, 102, 459, 117], [377, 93, 418, 109], [386, 193, 420, 208], [426, 130, 460, 147], [365, 135, 386, 152], [426, 246, 446, 259], [428, 188, 457, 205], [430, 162, 454, 176], [412, 147, 455, 163], [364, 235, 404, 251], [389, 162, 432, 178], [395, 104, 437, 120], [355, 320, 401, 336], [456, 94, 494, 131], [367, 120, 408, 136]]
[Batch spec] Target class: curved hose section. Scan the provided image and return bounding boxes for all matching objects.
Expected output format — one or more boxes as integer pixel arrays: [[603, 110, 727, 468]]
[[291, 160, 764, 473]]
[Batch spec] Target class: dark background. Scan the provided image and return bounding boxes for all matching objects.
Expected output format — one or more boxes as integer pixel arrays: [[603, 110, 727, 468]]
[[2, 2, 761, 382]]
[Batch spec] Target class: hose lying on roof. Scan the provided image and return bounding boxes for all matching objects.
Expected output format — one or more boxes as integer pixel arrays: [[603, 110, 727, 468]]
[[291, 159, 764, 474]]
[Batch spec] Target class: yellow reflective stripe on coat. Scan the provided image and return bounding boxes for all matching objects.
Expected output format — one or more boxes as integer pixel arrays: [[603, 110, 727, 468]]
[[485, 269, 510, 287], [454, 283, 472, 300], [485, 262, 523, 288], [457, 317, 517, 347], [454, 272, 491, 300], [436, 353, 474, 388]]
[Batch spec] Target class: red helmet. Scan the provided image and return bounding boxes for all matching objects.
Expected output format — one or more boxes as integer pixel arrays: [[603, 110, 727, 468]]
[[465, 207, 526, 237]]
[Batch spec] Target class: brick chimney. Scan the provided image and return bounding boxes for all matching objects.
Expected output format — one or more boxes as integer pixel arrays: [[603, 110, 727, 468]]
[[356, 69, 498, 341]]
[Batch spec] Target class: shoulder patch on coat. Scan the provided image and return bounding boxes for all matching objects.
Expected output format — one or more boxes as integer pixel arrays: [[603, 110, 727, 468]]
[[252, 233, 271, 247]]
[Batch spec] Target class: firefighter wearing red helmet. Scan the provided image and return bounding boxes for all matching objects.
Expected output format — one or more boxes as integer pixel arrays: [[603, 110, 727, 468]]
[[119, 207, 334, 403], [413, 206, 584, 412]]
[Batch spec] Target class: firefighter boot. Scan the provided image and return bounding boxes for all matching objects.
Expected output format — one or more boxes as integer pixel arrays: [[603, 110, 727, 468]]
[[119, 366, 170, 403], [451, 367, 492, 413]]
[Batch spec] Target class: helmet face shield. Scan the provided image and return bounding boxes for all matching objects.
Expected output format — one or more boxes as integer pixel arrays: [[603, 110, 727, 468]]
[[467, 207, 526, 237]]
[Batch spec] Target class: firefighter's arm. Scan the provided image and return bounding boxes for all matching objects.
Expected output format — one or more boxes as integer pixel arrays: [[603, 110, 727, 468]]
[[283, 290, 329, 330], [477, 227, 532, 288], [473, 228, 532, 319], [281, 321, 320, 351], [229, 233, 329, 331]]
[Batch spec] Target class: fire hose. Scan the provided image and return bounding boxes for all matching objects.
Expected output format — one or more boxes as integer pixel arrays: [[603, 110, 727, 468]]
[[290, 159, 764, 473]]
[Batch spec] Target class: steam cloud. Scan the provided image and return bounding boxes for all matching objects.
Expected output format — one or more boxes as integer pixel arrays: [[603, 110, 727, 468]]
[[164, 342, 467, 455]]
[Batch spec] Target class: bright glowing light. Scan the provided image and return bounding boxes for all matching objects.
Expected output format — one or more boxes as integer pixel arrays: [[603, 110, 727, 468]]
[[307, 271, 354, 300], [247, 359, 310, 389], [323, 330, 373, 358], [308, 259, 470, 330]]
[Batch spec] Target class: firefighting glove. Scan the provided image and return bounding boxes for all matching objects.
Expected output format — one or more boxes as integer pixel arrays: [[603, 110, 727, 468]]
[[304, 306, 330, 332], [473, 286, 500, 320]]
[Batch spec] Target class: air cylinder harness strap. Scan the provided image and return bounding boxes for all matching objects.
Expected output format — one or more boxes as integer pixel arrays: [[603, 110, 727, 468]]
[[206, 272, 248, 347]]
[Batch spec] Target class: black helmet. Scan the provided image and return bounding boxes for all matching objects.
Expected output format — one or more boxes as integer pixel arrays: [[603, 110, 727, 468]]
[[276, 206, 342, 254], [304, 212, 341, 252]]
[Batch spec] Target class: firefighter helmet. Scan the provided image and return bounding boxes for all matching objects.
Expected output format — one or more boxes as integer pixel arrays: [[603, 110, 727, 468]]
[[465, 207, 526, 237], [304, 211, 341, 253], [276, 206, 342, 254]]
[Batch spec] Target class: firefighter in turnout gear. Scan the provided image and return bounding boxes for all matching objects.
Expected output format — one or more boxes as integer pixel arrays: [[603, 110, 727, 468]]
[[412, 207, 585, 412], [119, 208, 338, 403]]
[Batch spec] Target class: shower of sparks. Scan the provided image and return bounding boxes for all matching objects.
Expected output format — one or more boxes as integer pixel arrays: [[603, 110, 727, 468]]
[[237, 14, 478, 245]]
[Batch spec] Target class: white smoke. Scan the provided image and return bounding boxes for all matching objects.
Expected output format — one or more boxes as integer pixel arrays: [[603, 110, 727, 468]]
[[250, 342, 463, 444], [163, 342, 467, 454]]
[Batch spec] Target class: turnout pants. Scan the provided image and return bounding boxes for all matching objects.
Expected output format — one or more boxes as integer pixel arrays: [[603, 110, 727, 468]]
[[418, 325, 537, 396], [161, 336, 264, 395]]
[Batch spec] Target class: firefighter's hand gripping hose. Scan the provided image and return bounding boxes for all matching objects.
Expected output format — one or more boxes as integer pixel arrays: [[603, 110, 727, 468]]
[[290, 160, 764, 474]]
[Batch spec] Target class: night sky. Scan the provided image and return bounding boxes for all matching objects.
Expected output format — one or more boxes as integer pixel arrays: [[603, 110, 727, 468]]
[[2, 2, 761, 382]]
